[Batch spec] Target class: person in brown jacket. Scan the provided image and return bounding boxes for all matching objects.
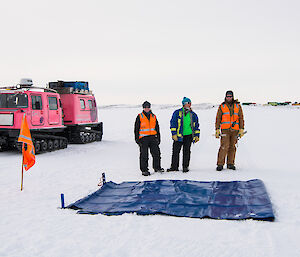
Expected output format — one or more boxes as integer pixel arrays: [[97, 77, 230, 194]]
[[215, 90, 245, 171]]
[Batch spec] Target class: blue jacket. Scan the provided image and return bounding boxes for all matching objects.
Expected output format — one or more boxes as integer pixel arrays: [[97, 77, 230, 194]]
[[170, 108, 200, 142]]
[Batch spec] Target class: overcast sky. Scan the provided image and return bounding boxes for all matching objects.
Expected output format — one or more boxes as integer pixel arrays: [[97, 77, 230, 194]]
[[0, 0, 299, 105]]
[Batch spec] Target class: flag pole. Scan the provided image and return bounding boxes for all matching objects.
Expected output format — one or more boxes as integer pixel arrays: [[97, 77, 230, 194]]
[[21, 153, 24, 191], [18, 113, 35, 190]]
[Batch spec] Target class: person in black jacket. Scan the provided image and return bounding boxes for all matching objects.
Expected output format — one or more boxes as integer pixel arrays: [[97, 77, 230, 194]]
[[134, 101, 164, 176]]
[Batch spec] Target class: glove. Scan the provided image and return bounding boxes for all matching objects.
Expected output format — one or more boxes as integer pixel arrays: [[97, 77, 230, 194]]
[[172, 135, 178, 141], [135, 138, 140, 144], [156, 136, 161, 145], [238, 129, 244, 138], [215, 129, 221, 139], [194, 136, 199, 143]]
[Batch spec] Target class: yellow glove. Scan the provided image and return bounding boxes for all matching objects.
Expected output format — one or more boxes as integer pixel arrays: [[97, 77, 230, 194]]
[[172, 135, 178, 141], [238, 129, 244, 138], [215, 129, 221, 139], [194, 136, 199, 143]]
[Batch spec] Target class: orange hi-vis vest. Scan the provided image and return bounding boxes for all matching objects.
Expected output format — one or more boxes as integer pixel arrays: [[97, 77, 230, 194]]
[[139, 112, 157, 139], [220, 103, 240, 130]]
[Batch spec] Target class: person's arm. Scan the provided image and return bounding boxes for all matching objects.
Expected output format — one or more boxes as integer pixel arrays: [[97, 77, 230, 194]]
[[155, 119, 160, 144], [170, 110, 178, 135], [134, 115, 140, 143], [238, 105, 244, 129], [215, 106, 222, 130], [193, 113, 200, 138]]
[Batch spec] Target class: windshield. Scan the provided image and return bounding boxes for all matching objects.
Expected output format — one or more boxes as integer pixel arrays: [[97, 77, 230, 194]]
[[0, 93, 28, 108]]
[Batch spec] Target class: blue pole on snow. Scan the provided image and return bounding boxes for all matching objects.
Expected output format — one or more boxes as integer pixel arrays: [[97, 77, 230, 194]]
[[61, 193, 65, 208]]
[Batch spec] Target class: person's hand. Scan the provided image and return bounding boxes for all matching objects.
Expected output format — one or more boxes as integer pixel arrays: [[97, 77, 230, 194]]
[[135, 138, 140, 144], [238, 129, 245, 138], [172, 135, 178, 141], [215, 129, 221, 139], [194, 136, 199, 143], [156, 137, 160, 145]]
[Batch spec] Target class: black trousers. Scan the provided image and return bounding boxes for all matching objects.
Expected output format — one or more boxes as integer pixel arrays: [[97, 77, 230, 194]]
[[139, 136, 161, 172], [170, 135, 193, 169]]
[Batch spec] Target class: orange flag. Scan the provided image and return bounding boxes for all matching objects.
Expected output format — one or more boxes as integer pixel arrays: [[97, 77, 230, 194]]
[[18, 114, 35, 171]]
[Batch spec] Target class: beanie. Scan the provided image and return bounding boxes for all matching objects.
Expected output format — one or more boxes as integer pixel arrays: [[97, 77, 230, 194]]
[[182, 97, 191, 105], [142, 101, 151, 108], [225, 90, 234, 98]]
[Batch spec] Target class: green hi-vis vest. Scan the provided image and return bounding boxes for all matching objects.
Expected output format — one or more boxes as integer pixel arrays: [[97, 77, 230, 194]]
[[183, 108, 193, 136]]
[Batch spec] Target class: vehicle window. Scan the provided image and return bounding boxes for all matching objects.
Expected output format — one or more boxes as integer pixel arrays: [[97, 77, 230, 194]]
[[88, 100, 93, 109], [80, 99, 85, 109], [48, 97, 58, 110], [31, 95, 43, 110], [0, 93, 28, 108]]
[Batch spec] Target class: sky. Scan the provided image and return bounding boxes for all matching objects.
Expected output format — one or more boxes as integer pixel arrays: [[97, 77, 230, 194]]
[[0, 0, 299, 105]]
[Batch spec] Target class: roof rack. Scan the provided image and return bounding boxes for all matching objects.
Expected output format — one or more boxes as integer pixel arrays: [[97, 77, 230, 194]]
[[0, 85, 57, 93], [47, 81, 92, 95]]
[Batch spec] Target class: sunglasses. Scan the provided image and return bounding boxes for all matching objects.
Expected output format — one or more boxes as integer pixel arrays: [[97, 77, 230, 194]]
[[226, 96, 233, 98]]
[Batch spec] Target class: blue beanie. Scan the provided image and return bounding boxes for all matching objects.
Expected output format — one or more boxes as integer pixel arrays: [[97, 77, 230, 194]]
[[182, 97, 191, 105]]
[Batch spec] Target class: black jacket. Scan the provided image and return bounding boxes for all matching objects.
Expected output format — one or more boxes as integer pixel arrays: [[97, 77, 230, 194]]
[[134, 111, 160, 144]]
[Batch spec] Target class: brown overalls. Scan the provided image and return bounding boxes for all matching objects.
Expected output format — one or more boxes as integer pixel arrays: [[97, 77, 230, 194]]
[[215, 101, 244, 166]]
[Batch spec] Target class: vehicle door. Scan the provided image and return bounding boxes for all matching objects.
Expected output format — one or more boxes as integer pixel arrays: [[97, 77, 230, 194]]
[[79, 98, 88, 123], [48, 96, 60, 125], [31, 94, 44, 126], [88, 99, 97, 122]]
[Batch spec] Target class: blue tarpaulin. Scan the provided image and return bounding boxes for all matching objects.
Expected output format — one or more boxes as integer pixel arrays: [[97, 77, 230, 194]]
[[67, 179, 275, 221]]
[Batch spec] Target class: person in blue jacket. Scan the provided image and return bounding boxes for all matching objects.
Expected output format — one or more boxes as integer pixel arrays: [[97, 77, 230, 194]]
[[167, 97, 200, 172]]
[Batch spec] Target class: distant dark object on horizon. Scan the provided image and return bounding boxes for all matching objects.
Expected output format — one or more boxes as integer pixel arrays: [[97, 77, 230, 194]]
[[242, 102, 256, 106], [267, 101, 292, 106], [241, 101, 299, 106]]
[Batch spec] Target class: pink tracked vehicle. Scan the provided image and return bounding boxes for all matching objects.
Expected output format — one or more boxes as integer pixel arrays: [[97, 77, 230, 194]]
[[0, 79, 103, 153]]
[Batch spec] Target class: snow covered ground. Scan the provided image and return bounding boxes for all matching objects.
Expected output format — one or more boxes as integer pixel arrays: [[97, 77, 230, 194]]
[[1, 104, 300, 257]]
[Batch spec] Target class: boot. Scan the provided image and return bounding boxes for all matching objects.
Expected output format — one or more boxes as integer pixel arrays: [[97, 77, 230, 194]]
[[183, 167, 189, 173], [227, 164, 236, 170], [142, 170, 151, 176], [167, 167, 179, 172], [216, 165, 223, 171], [154, 168, 165, 173]]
